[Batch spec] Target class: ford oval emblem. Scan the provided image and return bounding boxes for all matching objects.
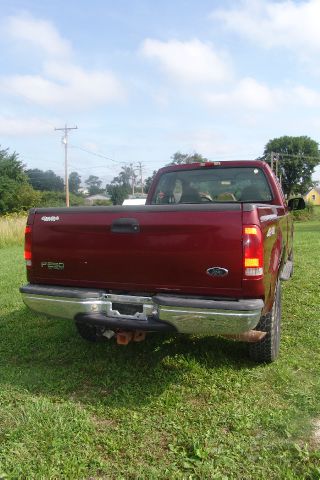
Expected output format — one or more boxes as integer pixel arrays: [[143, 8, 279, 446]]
[[207, 267, 229, 278]]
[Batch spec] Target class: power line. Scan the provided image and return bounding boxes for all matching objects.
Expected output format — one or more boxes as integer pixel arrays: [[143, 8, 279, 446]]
[[272, 152, 320, 161], [70, 145, 127, 165], [54, 124, 78, 207]]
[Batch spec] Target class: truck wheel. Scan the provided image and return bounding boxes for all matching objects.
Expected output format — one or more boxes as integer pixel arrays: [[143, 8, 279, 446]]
[[75, 321, 107, 343], [248, 281, 281, 363]]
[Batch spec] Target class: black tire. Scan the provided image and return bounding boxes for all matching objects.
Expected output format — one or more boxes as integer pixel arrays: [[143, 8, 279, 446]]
[[75, 322, 107, 343], [249, 281, 281, 363]]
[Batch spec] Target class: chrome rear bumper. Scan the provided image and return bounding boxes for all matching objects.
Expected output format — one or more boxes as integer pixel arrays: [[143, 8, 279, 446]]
[[20, 284, 264, 336]]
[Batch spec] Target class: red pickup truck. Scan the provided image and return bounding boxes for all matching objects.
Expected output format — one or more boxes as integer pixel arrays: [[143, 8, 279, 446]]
[[20, 160, 305, 363]]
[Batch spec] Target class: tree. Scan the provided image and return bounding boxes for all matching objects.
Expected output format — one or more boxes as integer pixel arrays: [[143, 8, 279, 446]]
[[85, 175, 103, 195], [106, 165, 137, 205], [0, 177, 41, 213], [69, 171, 81, 194], [0, 146, 42, 213], [111, 164, 137, 194], [263, 136, 320, 196], [26, 169, 64, 192], [168, 151, 208, 165], [0, 147, 27, 182], [144, 170, 157, 193], [107, 184, 131, 205]]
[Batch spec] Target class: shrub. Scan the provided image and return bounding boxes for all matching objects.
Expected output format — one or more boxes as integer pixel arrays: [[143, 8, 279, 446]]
[[0, 177, 42, 214], [293, 200, 314, 221], [90, 199, 112, 206], [38, 191, 86, 207]]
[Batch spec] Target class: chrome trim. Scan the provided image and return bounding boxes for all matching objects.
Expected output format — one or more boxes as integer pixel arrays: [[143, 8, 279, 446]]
[[158, 306, 261, 335], [21, 294, 107, 320], [21, 290, 263, 336], [21, 293, 154, 321]]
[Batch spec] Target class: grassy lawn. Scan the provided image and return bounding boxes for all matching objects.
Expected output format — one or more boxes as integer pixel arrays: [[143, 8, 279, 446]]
[[0, 213, 319, 479]]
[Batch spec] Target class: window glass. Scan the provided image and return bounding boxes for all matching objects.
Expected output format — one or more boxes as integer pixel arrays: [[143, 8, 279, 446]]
[[151, 167, 273, 204]]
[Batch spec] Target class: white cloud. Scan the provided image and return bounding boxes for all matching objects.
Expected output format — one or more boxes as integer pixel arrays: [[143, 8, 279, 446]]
[[170, 129, 245, 158], [1, 14, 125, 109], [5, 13, 71, 57], [292, 85, 320, 107], [202, 78, 320, 113], [204, 77, 283, 111], [139, 36, 305, 114], [140, 33, 320, 114], [0, 116, 55, 136], [211, 0, 320, 53], [141, 38, 232, 84], [1, 62, 125, 108]]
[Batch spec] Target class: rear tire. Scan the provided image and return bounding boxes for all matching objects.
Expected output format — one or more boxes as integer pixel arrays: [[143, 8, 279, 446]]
[[249, 281, 281, 363], [75, 322, 107, 343]]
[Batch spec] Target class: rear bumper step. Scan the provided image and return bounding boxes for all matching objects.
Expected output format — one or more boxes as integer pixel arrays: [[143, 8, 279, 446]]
[[75, 313, 175, 332], [20, 284, 264, 336]]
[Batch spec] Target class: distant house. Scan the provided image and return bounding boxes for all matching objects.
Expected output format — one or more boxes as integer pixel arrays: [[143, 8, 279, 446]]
[[78, 186, 89, 195], [305, 187, 320, 206], [85, 194, 111, 205]]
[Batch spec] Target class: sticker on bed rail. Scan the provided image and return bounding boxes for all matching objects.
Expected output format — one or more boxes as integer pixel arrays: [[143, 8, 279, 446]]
[[41, 216, 60, 222]]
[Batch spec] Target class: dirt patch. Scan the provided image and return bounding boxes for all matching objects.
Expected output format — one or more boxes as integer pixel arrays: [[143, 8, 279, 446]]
[[91, 414, 118, 431], [311, 418, 320, 447]]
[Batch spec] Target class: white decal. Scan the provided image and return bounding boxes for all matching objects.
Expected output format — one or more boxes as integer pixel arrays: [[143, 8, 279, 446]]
[[41, 216, 60, 222], [267, 225, 276, 237]]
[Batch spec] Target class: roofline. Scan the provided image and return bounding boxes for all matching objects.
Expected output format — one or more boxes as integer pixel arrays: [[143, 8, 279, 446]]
[[156, 159, 267, 175]]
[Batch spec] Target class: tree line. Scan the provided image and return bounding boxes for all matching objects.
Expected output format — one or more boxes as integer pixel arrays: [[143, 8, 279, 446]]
[[0, 135, 319, 213]]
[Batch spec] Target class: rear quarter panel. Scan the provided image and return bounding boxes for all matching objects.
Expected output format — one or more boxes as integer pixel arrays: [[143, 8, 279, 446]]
[[243, 205, 289, 314]]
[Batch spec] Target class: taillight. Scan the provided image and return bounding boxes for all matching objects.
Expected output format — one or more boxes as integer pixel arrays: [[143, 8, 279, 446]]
[[24, 225, 32, 267], [243, 225, 263, 278]]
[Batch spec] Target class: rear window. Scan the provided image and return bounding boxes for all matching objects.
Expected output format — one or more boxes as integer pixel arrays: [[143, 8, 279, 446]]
[[151, 167, 273, 204]]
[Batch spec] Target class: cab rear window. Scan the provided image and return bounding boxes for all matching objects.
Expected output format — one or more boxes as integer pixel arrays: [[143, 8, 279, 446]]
[[151, 167, 273, 204]]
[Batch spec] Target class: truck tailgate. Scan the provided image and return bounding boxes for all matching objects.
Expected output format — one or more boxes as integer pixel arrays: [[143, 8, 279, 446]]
[[30, 205, 243, 295]]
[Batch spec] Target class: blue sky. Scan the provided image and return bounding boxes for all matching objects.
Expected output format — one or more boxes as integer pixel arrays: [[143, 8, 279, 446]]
[[1, 0, 320, 185]]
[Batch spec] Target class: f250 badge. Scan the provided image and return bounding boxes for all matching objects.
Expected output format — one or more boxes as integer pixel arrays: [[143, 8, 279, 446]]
[[41, 262, 64, 270]]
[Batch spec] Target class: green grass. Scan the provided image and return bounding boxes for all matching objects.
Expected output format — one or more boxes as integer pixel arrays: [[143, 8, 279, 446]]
[[0, 214, 26, 248], [0, 214, 320, 479]]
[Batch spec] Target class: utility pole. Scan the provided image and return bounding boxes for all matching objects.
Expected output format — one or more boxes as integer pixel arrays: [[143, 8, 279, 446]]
[[129, 163, 136, 196], [54, 124, 78, 207], [136, 162, 144, 194]]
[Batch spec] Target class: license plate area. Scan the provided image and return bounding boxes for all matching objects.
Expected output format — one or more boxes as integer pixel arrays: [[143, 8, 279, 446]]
[[112, 302, 143, 316], [104, 294, 154, 321]]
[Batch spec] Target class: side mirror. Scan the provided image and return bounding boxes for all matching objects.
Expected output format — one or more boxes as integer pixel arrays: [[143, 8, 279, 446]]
[[288, 197, 305, 211]]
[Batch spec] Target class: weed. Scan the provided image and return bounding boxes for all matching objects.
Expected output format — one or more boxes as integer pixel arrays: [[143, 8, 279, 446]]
[[0, 214, 26, 248]]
